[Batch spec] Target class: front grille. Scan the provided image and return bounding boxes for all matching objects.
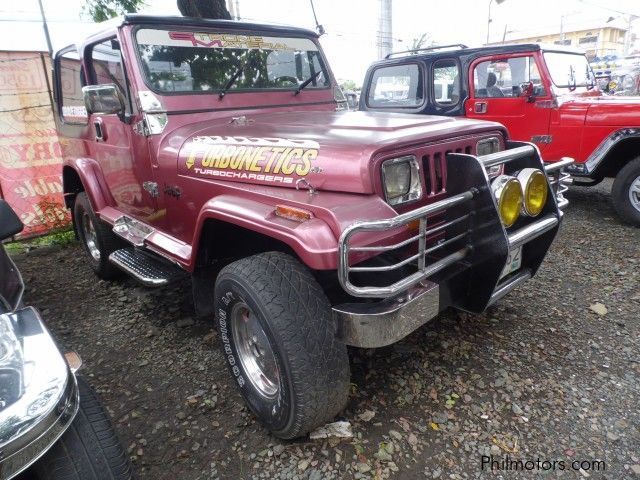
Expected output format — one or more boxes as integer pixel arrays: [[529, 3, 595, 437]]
[[421, 144, 474, 197]]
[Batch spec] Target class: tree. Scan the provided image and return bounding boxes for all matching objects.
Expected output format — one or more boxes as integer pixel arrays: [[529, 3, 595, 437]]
[[340, 79, 357, 92], [83, 0, 147, 22], [177, 0, 230, 19], [83, 0, 231, 22], [410, 33, 434, 53]]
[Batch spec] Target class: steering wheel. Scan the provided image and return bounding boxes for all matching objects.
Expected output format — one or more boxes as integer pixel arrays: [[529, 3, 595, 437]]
[[273, 76, 299, 87]]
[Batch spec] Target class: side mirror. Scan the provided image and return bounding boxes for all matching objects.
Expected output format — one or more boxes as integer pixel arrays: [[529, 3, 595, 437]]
[[0, 200, 24, 241], [519, 81, 535, 102], [82, 84, 125, 116]]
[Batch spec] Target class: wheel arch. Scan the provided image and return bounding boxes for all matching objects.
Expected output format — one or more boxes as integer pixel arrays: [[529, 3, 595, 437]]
[[62, 159, 115, 212], [189, 196, 340, 319], [590, 134, 640, 179], [190, 195, 340, 273]]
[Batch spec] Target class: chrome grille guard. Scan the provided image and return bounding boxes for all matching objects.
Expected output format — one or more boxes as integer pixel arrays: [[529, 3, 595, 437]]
[[338, 141, 563, 303], [544, 157, 574, 210]]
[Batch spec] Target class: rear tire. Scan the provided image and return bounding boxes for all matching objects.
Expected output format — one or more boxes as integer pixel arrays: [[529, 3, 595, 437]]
[[612, 157, 640, 226], [214, 252, 350, 439], [33, 377, 132, 480], [73, 192, 123, 279]]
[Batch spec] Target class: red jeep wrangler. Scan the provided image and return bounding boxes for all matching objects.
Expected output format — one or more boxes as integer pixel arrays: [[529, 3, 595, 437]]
[[54, 16, 567, 438], [361, 43, 640, 225]]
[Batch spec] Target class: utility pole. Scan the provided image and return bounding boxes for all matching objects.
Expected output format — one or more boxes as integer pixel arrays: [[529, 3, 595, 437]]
[[486, 0, 505, 45], [624, 15, 638, 55], [227, 0, 241, 20], [377, 0, 392, 59], [37, 0, 53, 57], [227, 0, 235, 20]]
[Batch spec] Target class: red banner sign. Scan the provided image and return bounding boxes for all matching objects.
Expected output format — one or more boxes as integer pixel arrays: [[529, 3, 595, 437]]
[[0, 52, 70, 239]]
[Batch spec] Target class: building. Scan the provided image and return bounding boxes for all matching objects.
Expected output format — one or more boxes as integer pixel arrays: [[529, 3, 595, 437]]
[[494, 18, 630, 60]]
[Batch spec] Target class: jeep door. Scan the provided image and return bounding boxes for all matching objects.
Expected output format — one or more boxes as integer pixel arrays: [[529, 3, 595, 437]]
[[465, 54, 553, 154], [85, 37, 157, 221]]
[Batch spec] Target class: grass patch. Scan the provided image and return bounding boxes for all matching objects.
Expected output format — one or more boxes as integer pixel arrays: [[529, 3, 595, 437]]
[[4, 228, 76, 254]]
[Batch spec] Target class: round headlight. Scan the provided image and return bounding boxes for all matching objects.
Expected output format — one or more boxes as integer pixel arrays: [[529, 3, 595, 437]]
[[517, 168, 548, 216], [623, 75, 635, 91], [492, 175, 523, 228]]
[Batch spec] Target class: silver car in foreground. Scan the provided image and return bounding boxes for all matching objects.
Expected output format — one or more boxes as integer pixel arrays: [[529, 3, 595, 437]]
[[0, 200, 132, 480]]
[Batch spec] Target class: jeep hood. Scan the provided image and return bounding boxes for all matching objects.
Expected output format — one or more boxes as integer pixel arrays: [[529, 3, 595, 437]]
[[169, 111, 503, 194], [571, 95, 640, 126]]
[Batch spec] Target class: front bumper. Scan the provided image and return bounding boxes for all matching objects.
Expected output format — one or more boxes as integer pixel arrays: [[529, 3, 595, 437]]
[[333, 141, 566, 348], [0, 307, 79, 480]]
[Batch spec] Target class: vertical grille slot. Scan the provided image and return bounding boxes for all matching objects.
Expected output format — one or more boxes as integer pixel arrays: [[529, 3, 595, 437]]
[[422, 152, 447, 195], [434, 152, 445, 193]]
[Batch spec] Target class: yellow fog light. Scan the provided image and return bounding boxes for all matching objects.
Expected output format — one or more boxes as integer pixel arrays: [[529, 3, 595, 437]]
[[491, 175, 523, 227], [517, 168, 548, 216]]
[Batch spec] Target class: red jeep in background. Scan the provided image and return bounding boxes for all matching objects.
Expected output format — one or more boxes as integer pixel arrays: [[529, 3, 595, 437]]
[[54, 15, 567, 439], [361, 43, 640, 225]]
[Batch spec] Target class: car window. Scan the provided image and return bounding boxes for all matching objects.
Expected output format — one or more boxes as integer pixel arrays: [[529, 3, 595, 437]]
[[89, 38, 129, 104], [474, 56, 546, 98], [367, 64, 423, 108], [135, 29, 329, 93], [58, 49, 87, 124], [432, 59, 460, 106]]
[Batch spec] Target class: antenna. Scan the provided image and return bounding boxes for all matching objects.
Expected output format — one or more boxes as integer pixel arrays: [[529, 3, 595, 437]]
[[309, 0, 325, 35]]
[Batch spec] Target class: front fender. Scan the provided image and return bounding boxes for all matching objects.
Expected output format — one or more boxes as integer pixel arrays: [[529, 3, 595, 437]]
[[192, 195, 341, 270], [583, 127, 640, 176], [63, 158, 115, 212], [190, 189, 400, 271]]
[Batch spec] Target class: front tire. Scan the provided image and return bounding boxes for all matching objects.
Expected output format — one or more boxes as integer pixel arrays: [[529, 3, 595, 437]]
[[33, 377, 132, 480], [612, 157, 640, 226], [73, 192, 122, 279], [214, 252, 350, 439]]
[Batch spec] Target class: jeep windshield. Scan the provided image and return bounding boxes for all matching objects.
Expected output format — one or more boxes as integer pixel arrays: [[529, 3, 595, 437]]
[[135, 28, 330, 94], [543, 51, 595, 88]]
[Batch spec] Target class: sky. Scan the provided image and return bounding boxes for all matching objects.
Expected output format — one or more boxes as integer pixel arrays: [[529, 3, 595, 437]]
[[1, 0, 639, 84]]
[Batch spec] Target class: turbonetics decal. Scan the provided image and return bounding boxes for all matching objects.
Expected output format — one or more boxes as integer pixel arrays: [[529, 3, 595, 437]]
[[182, 136, 320, 185]]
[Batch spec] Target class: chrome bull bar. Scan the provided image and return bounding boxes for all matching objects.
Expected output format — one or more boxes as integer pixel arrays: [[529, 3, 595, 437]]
[[338, 142, 562, 299], [338, 191, 476, 298], [544, 157, 574, 210]]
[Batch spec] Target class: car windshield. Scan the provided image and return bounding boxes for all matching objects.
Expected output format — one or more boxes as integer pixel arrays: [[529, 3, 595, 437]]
[[543, 52, 595, 88], [135, 28, 330, 93]]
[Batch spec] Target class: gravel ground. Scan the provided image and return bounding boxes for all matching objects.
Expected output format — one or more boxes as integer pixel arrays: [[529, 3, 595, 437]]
[[11, 180, 640, 480]]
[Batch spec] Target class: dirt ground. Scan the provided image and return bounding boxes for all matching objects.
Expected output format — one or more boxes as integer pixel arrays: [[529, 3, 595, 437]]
[[11, 182, 640, 479]]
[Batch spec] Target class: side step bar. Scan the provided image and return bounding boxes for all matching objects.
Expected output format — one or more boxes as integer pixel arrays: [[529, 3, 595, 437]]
[[109, 248, 185, 287]]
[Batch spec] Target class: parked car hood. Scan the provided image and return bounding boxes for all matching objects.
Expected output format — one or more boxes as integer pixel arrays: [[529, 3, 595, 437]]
[[167, 111, 503, 194]]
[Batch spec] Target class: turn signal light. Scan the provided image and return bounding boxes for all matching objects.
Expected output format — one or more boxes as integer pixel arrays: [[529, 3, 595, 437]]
[[275, 205, 313, 222], [517, 168, 548, 217], [491, 175, 523, 228]]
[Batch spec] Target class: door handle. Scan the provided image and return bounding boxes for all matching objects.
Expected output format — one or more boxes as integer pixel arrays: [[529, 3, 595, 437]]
[[474, 101, 488, 114], [94, 120, 105, 141]]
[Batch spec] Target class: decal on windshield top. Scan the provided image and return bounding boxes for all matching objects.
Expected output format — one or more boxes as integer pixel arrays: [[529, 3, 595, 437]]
[[183, 136, 319, 184], [136, 29, 318, 52]]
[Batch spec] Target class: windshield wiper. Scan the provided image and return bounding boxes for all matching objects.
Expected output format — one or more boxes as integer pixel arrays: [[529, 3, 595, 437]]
[[294, 71, 322, 95], [219, 64, 245, 100]]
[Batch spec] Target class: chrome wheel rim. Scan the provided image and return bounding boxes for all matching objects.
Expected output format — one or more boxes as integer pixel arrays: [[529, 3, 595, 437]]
[[81, 212, 100, 261], [629, 175, 640, 212], [230, 301, 280, 399]]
